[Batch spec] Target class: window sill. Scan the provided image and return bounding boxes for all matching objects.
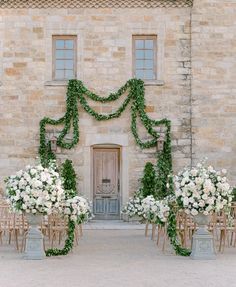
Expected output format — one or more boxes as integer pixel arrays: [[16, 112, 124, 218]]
[[44, 80, 69, 87], [144, 80, 164, 86]]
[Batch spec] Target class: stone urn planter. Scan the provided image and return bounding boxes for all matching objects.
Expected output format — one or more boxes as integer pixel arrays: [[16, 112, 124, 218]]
[[190, 212, 216, 260], [24, 213, 45, 260]]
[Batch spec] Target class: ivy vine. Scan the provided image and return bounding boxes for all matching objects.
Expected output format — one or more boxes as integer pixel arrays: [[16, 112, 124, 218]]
[[39, 78, 188, 257], [167, 205, 191, 256], [45, 160, 78, 257]]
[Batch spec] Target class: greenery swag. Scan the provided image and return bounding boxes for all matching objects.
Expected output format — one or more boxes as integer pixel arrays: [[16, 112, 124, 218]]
[[38, 78, 189, 257]]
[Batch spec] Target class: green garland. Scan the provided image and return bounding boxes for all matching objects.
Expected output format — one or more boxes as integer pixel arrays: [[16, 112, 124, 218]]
[[45, 220, 75, 257], [45, 159, 78, 257], [39, 79, 171, 166], [38, 78, 188, 256], [167, 205, 191, 256]]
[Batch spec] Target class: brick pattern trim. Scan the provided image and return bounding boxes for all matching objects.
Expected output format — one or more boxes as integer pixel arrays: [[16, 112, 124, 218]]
[[0, 0, 193, 9]]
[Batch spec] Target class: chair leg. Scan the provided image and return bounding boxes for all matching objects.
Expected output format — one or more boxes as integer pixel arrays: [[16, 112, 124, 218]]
[[14, 230, 19, 251], [162, 230, 166, 253], [79, 224, 83, 237], [151, 224, 156, 240], [145, 223, 149, 237]]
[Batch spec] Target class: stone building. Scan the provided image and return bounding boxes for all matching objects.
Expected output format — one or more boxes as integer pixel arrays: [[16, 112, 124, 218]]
[[0, 0, 235, 219]]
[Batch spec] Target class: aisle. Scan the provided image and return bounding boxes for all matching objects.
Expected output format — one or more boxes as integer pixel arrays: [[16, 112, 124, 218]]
[[0, 227, 236, 287]]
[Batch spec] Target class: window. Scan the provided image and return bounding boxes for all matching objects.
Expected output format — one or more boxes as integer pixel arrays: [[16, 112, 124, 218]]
[[133, 35, 157, 81], [52, 35, 77, 80]]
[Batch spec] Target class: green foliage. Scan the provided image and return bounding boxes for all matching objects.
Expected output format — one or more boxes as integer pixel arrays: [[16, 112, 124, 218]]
[[156, 122, 174, 200], [39, 79, 171, 164], [45, 220, 75, 257], [45, 160, 77, 257], [140, 162, 157, 198], [38, 78, 178, 255], [61, 159, 77, 198], [167, 206, 191, 256], [232, 187, 236, 202]]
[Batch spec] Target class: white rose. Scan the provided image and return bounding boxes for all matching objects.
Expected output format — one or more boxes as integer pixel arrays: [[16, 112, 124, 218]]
[[183, 197, 189, 206], [222, 169, 227, 174], [199, 200, 205, 208], [191, 209, 198, 216]]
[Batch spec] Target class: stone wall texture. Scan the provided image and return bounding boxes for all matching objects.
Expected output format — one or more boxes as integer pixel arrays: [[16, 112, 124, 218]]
[[0, 0, 235, 201], [0, 6, 192, 200], [191, 0, 236, 185]]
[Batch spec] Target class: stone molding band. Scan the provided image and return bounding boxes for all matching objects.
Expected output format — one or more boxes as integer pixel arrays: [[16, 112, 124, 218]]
[[0, 0, 193, 9]]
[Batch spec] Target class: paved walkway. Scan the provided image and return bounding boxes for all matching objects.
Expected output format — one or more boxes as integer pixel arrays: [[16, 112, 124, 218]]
[[0, 221, 236, 287]]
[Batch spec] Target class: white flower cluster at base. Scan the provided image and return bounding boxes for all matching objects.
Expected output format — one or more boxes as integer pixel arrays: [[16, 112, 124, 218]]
[[122, 195, 170, 224], [122, 196, 144, 218], [63, 196, 92, 224], [141, 195, 170, 224], [175, 162, 233, 216]]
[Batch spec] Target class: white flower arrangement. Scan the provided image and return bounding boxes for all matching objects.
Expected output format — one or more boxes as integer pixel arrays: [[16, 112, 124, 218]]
[[141, 195, 170, 224], [122, 195, 144, 218], [5, 161, 65, 215], [175, 162, 233, 216], [63, 196, 93, 224]]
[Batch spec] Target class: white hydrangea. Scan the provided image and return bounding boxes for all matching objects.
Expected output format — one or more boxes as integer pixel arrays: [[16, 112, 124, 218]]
[[122, 196, 144, 218], [5, 161, 65, 215], [62, 196, 92, 224], [174, 161, 232, 216], [141, 195, 170, 224]]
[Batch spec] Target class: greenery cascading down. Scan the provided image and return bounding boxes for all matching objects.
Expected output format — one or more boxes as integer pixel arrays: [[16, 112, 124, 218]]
[[45, 159, 77, 256], [39, 78, 190, 256]]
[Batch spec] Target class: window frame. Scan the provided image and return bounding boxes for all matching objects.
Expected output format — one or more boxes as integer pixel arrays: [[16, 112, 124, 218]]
[[132, 35, 157, 81], [52, 35, 77, 81]]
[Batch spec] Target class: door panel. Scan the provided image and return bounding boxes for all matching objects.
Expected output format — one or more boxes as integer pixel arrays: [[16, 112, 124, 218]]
[[93, 148, 120, 220], [94, 198, 105, 214]]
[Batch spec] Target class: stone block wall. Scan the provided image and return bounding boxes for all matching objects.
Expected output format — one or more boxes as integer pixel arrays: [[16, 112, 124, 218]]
[[0, 7, 192, 198], [191, 0, 236, 184]]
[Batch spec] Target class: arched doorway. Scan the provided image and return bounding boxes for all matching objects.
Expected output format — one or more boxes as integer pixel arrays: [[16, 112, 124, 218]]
[[92, 145, 120, 220], [83, 133, 129, 220]]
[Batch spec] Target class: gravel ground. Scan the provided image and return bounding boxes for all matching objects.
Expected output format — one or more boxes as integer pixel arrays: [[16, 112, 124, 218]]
[[0, 228, 235, 287]]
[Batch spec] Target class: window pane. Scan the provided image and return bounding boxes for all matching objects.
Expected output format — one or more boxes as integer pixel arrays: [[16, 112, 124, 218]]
[[135, 70, 144, 79], [136, 50, 144, 59], [56, 50, 64, 59], [55, 70, 65, 79], [56, 60, 64, 69], [145, 50, 153, 59], [65, 60, 73, 69], [136, 60, 144, 69], [56, 40, 65, 49], [145, 70, 154, 80], [145, 40, 153, 49], [145, 60, 153, 69], [65, 40, 74, 49], [135, 40, 144, 49], [65, 70, 74, 79], [65, 50, 74, 59]]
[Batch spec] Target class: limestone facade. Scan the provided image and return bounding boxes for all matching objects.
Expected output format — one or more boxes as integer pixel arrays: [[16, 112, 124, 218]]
[[191, 0, 236, 185], [0, 0, 235, 204]]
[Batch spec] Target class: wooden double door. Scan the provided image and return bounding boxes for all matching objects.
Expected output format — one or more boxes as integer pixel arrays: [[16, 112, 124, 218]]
[[93, 148, 120, 220]]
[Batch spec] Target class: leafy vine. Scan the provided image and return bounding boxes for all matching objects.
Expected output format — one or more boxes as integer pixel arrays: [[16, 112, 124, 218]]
[[38, 78, 188, 257]]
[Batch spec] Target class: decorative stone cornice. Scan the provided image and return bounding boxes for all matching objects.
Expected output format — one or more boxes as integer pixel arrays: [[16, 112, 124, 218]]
[[0, 0, 193, 9]]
